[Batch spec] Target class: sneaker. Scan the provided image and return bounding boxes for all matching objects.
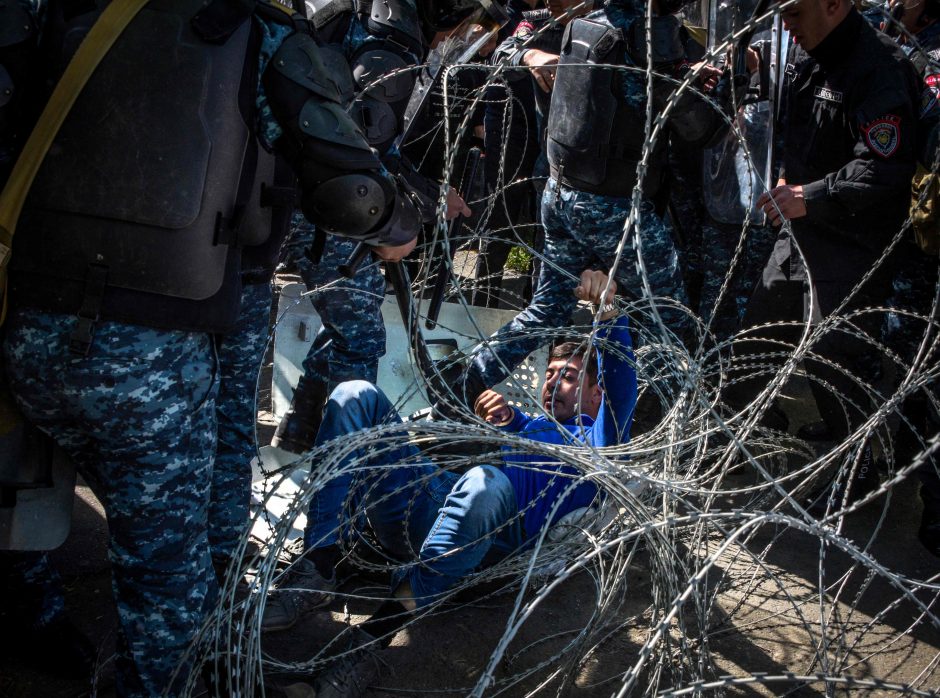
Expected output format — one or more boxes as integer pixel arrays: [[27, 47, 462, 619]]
[[262, 552, 336, 632], [314, 628, 385, 698]]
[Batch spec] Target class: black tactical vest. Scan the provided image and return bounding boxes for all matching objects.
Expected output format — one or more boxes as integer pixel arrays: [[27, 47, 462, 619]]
[[546, 18, 662, 198], [11, 0, 277, 334]]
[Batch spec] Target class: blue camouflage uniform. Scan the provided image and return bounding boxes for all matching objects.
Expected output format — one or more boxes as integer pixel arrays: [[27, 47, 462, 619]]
[[1, 4, 392, 695], [695, 98, 777, 342], [285, 7, 427, 395], [290, 215, 387, 392], [0, 550, 65, 628], [0, 0, 69, 648], [210, 281, 275, 563], [4, 316, 219, 697]]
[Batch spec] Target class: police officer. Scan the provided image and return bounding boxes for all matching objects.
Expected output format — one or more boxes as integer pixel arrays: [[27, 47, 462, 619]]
[[477, 1, 591, 309], [492, 0, 593, 160], [737, 0, 920, 499], [443, 0, 725, 411], [1, 1, 505, 696], [269, 0, 483, 455]]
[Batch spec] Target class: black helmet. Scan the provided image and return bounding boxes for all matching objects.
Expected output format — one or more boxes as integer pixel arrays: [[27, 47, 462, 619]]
[[416, 0, 509, 32]]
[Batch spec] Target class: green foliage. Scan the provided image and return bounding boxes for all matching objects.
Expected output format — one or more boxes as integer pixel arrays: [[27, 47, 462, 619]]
[[505, 246, 532, 274]]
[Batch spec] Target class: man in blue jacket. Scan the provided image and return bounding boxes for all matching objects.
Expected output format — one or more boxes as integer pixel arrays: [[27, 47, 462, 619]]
[[262, 269, 636, 696], [262, 270, 636, 633]]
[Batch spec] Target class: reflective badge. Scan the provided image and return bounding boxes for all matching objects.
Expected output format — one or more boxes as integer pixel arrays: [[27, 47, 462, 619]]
[[514, 20, 535, 38], [862, 115, 901, 158], [814, 86, 843, 104]]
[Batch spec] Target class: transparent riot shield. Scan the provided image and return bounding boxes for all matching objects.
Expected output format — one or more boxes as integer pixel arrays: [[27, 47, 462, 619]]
[[701, 0, 785, 225]]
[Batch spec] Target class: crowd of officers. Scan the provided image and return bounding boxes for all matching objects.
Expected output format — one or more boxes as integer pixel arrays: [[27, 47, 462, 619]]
[[0, 0, 938, 695]]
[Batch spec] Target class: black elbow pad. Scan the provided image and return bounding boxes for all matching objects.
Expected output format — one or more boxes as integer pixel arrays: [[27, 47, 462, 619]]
[[301, 171, 420, 247], [302, 172, 392, 237]]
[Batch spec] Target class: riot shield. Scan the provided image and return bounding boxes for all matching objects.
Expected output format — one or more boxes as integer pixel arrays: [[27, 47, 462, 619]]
[[701, 0, 785, 225]]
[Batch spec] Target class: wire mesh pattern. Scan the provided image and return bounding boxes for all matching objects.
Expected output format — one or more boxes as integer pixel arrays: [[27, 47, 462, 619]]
[[187, 3, 940, 695]]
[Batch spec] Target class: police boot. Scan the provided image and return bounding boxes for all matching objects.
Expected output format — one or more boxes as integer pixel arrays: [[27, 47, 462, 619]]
[[919, 482, 940, 558], [0, 615, 97, 680], [271, 376, 330, 454], [893, 394, 935, 465]]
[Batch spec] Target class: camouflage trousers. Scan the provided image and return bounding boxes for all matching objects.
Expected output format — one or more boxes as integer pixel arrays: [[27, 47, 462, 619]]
[[210, 281, 273, 562], [471, 177, 687, 387], [884, 243, 939, 368], [696, 220, 776, 341], [0, 550, 65, 628], [3, 309, 219, 698], [290, 216, 386, 389]]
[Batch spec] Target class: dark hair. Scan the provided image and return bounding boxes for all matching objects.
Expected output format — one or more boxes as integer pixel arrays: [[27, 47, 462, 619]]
[[549, 341, 599, 385]]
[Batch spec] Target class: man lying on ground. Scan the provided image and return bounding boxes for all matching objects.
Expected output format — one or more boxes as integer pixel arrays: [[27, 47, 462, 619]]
[[264, 270, 637, 697]]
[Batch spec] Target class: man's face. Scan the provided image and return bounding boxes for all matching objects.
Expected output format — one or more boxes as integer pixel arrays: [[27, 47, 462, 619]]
[[780, 0, 835, 50], [540, 355, 602, 423]]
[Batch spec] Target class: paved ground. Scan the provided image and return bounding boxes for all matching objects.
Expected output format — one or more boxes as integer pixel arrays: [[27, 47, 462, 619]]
[[2, 469, 936, 697]]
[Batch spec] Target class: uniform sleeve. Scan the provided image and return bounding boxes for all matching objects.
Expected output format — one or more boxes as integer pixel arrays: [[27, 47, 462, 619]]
[[588, 315, 637, 448], [801, 82, 918, 225], [491, 20, 538, 78]]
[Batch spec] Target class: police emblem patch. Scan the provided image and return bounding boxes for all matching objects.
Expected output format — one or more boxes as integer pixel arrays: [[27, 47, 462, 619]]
[[862, 115, 901, 158], [513, 20, 535, 38]]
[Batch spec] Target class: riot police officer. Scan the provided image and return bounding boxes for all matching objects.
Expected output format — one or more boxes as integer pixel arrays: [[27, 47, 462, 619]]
[[443, 0, 725, 412], [1, 0, 506, 695], [269, 0, 492, 456], [879, 0, 940, 556], [0, 0, 95, 683], [738, 0, 920, 504]]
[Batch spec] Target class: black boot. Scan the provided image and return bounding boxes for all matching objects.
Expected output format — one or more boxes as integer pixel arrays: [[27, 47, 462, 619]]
[[0, 616, 98, 680], [918, 488, 940, 557], [271, 376, 330, 454], [893, 394, 935, 465], [796, 420, 832, 441]]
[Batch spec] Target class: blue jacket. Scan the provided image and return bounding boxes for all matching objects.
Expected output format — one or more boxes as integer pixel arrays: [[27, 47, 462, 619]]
[[498, 315, 637, 540]]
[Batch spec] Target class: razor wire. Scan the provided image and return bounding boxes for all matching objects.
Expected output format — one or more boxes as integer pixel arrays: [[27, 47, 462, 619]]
[[176, 2, 940, 696]]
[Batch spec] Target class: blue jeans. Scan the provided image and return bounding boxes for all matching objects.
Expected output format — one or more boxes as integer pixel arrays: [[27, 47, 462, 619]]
[[303, 381, 523, 607]]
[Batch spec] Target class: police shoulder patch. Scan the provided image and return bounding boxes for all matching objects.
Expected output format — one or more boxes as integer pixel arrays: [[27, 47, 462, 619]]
[[924, 74, 940, 117], [862, 115, 901, 158], [513, 20, 535, 38]]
